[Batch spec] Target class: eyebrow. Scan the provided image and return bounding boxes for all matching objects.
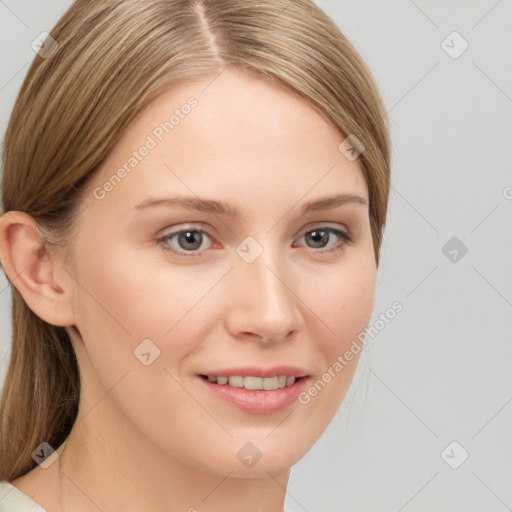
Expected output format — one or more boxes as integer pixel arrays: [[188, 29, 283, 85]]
[[131, 193, 367, 217]]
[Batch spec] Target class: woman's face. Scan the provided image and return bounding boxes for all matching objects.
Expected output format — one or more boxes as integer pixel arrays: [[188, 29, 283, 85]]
[[61, 68, 376, 477]]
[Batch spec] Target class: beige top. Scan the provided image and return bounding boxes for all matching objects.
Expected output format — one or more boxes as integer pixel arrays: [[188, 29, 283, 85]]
[[0, 481, 47, 512]]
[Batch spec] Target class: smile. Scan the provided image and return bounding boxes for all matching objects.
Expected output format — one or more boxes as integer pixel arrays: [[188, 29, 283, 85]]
[[197, 367, 310, 414]]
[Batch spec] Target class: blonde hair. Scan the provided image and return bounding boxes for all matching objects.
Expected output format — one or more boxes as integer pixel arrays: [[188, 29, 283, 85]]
[[0, 0, 391, 480]]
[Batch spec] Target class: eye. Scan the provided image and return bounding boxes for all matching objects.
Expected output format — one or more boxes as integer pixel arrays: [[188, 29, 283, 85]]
[[158, 228, 213, 257], [294, 226, 353, 254], [157, 225, 354, 258]]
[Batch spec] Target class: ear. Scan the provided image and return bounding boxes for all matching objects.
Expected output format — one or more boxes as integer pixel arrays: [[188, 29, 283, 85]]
[[0, 210, 76, 327]]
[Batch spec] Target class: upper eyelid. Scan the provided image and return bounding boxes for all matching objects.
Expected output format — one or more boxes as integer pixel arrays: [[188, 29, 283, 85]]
[[160, 222, 351, 238], [159, 223, 352, 248]]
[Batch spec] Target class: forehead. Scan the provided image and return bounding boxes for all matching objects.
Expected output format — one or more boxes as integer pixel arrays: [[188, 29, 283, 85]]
[[83, 68, 368, 218]]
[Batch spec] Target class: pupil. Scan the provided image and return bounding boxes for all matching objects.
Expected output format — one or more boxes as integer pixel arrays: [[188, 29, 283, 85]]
[[180, 231, 202, 250], [308, 229, 328, 248]]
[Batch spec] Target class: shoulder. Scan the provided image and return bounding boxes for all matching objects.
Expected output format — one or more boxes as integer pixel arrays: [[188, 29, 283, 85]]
[[0, 481, 48, 512]]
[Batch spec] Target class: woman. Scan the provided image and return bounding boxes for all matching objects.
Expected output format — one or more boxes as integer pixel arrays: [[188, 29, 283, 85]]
[[0, 0, 390, 510]]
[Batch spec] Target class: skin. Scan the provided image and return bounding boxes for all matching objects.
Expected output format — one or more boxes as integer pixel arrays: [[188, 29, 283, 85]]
[[0, 68, 376, 512]]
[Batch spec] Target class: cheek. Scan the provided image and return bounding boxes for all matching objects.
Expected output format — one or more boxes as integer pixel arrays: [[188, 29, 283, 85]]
[[70, 241, 226, 384], [72, 239, 201, 337], [309, 256, 377, 354], [69, 245, 206, 436], [296, 255, 376, 413]]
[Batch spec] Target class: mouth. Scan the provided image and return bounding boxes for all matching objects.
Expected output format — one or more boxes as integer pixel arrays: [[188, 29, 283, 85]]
[[197, 367, 310, 414]]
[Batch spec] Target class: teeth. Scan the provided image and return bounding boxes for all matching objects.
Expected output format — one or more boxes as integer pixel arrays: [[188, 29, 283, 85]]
[[286, 376, 295, 386], [244, 376, 263, 390], [228, 376, 244, 388], [263, 376, 278, 390], [206, 375, 298, 390]]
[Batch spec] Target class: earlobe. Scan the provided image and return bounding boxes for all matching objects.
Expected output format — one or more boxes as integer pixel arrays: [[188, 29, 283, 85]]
[[0, 210, 75, 327]]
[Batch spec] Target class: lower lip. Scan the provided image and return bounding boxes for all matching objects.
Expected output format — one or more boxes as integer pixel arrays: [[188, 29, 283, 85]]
[[197, 376, 308, 414]]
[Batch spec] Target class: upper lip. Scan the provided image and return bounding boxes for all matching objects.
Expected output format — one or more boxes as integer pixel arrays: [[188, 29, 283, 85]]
[[199, 366, 308, 378]]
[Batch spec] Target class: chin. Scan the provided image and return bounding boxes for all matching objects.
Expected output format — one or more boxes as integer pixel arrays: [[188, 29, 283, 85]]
[[193, 430, 317, 479]]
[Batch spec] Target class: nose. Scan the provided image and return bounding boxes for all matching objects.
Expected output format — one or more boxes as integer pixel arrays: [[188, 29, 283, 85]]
[[225, 242, 303, 344]]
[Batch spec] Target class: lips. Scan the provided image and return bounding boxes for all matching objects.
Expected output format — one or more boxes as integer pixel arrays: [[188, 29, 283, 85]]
[[197, 366, 309, 414]]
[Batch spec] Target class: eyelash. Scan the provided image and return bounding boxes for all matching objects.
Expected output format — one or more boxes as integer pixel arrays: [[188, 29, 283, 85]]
[[157, 225, 354, 258]]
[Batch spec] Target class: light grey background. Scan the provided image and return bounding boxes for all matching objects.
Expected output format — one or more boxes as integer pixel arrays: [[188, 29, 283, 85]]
[[1, 1, 511, 511]]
